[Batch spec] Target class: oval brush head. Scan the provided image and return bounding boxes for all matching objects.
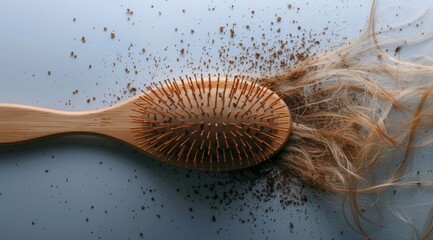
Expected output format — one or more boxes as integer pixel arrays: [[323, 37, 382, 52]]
[[0, 74, 291, 171], [132, 74, 292, 171]]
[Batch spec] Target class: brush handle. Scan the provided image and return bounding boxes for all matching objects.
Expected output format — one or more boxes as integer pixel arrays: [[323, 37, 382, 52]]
[[0, 100, 140, 145], [0, 104, 108, 143]]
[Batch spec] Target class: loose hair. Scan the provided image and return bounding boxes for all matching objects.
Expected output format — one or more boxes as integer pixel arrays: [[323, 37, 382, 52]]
[[259, 1, 433, 238]]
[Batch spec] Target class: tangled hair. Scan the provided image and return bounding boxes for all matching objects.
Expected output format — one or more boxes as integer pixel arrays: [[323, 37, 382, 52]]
[[258, 1, 433, 239]]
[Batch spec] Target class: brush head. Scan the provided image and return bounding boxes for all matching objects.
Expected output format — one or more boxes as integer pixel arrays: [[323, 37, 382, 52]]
[[131, 74, 292, 171]]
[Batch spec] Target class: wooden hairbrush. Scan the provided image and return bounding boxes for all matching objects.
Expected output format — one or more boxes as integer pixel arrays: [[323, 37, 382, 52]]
[[0, 75, 292, 171]]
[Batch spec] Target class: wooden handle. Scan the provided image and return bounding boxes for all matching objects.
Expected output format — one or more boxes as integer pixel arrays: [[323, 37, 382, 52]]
[[0, 100, 139, 145], [0, 104, 104, 143]]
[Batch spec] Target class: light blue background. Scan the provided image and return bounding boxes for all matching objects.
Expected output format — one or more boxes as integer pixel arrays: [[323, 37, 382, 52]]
[[1, 1, 433, 239]]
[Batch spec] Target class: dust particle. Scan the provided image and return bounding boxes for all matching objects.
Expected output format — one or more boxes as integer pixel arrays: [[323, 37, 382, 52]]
[[230, 29, 235, 38]]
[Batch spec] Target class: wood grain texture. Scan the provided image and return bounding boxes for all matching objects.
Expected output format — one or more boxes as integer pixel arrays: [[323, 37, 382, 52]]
[[0, 96, 141, 147]]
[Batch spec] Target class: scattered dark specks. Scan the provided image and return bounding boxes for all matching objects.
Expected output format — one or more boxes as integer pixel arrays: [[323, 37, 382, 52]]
[[69, 51, 77, 59], [44, 169, 49, 173], [81, 36, 86, 43], [6, 4, 329, 236], [395, 46, 401, 54], [47, 71, 51, 76], [90, 205, 94, 209], [301, 195, 308, 202], [31, 221, 35, 226]]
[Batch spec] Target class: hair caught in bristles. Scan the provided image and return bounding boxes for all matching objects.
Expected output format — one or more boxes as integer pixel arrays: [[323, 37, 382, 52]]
[[257, 1, 433, 238]]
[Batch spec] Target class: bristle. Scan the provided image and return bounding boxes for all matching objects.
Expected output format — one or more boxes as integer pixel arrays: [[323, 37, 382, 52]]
[[258, 91, 275, 109], [200, 147, 205, 168], [172, 78, 182, 95], [227, 77, 237, 108], [215, 74, 219, 110], [147, 86, 171, 110], [193, 74, 203, 99], [200, 74, 205, 95], [131, 75, 292, 171], [246, 77, 258, 99], [188, 76, 200, 108], [179, 77, 193, 108], [207, 74, 211, 107], [193, 148, 199, 168], [227, 75, 237, 100], [222, 131, 229, 148], [186, 139, 197, 163], [233, 77, 246, 109]]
